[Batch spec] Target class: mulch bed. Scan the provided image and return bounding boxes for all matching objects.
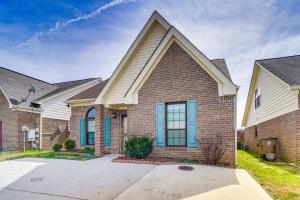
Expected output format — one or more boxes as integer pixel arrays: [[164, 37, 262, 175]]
[[112, 155, 200, 165]]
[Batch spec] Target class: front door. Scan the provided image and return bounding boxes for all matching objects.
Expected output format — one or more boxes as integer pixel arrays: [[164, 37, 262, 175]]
[[120, 114, 127, 153]]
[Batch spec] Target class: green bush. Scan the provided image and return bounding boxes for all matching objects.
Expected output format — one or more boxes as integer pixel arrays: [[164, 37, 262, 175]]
[[125, 135, 153, 159], [64, 139, 76, 151], [79, 147, 95, 155], [53, 143, 63, 152]]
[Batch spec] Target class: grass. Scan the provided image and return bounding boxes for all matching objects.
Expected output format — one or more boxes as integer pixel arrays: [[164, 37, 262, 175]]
[[0, 150, 51, 161], [237, 150, 300, 200], [0, 150, 98, 161], [34, 152, 98, 160]]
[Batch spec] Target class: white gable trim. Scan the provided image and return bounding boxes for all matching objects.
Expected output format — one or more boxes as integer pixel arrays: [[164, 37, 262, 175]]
[[241, 62, 299, 127], [241, 64, 259, 127], [124, 27, 237, 104], [35, 79, 99, 104], [0, 85, 12, 108], [95, 11, 171, 104]]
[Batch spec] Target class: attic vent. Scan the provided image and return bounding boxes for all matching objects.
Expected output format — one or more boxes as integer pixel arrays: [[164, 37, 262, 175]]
[[30, 102, 40, 108], [219, 96, 234, 102]]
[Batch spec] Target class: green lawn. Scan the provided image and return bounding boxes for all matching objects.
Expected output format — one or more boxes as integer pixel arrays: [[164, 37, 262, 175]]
[[237, 150, 300, 200], [0, 150, 51, 161], [0, 150, 98, 161]]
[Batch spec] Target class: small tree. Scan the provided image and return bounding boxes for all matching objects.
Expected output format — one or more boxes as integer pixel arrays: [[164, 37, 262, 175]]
[[198, 134, 226, 165]]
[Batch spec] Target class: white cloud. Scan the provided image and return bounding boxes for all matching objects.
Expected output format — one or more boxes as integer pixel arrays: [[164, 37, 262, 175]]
[[17, 0, 135, 48], [1, 0, 299, 128]]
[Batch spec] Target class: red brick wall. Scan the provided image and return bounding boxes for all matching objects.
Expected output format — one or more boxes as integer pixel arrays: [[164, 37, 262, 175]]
[[70, 105, 94, 148], [245, 110, 300, 163], [0, 91, 19, 151], [0, 91, 40, 151], [127, 41, 236, 166], [70, 105, 126, 154], [41, 117, 69, 150]]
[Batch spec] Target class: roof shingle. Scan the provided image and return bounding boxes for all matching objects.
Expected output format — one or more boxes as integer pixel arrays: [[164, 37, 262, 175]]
[[210, 59, 232, 81], [257, 55, 300, 86], [67, 79, 109, 101]]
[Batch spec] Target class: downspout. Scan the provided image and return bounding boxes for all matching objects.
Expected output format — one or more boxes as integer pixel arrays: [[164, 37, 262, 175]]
[[40, 115, 43, 149], [234, 87, 239, 166]]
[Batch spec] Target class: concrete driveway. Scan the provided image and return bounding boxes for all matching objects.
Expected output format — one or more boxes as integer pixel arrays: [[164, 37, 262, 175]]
[[0, 154, 272, 200]]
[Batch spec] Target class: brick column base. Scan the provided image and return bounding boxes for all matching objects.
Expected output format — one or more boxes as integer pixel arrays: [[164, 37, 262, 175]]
[[95, 104, 104, 156]]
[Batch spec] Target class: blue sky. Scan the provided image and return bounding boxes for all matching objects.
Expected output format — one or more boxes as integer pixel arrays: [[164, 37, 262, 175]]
[[1, 0, 300, 127]]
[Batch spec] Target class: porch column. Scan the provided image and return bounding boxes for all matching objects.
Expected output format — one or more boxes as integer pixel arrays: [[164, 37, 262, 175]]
[[95, 104, 104, 156]]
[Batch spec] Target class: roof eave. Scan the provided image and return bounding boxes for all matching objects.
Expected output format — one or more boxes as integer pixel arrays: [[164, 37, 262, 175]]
[[34, 79, 99, 104]]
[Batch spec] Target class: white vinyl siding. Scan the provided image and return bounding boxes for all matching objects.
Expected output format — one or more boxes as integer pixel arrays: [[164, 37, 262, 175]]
[[41, 81, 98, 120], [103, 22, 167, 104], [246, 66, 299, 127]]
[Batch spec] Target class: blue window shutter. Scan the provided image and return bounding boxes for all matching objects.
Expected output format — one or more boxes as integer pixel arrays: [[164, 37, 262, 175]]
[[187, 100, 197, 147], [104, 117, 111, 147], [156, 102, 165, 147], [80, 118, 86, 146]]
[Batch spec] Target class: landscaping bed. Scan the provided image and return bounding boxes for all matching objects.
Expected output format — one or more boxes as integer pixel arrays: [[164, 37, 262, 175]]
[[237, 150, 300, 200], [112, 155, 200, 165]]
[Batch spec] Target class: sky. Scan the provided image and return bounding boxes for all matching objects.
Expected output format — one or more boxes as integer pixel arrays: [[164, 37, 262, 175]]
[[1, 0, 300, 127]]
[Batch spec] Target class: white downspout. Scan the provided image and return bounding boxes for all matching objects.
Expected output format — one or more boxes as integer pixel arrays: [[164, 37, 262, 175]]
[[40, 115, 43, 149]]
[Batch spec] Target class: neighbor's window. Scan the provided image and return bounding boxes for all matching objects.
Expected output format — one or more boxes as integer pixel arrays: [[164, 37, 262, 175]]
[[166, 102, 186, 146], [255, 87, 261, 109], [86, 107, 96, 145]]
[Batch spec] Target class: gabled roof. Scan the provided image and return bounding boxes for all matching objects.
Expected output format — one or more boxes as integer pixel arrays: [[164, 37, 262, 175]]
[[0, 66, 98, 111], [256, 55, 300, 86], [95, 11, 237, 105], [0, 67, 56, 110], [35, 78, 99, 102], [211, 59, 232, 81], [67, 79, 109, 101], [242, 55, 300, 127]]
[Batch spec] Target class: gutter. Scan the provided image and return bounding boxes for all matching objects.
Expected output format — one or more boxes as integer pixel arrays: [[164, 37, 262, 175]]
[[11, 105, 42, 114], [290, 85, 300, 90]]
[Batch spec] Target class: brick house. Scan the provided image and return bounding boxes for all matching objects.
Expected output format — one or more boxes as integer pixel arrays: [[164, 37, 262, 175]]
[[0, 67, 100, 151], [67, 11, 238, 166], [242, 55, 300, 163]]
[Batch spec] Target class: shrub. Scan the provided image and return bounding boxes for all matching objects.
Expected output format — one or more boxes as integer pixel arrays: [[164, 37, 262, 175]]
[[79, 147, 95, 155], [198, 134, 226, 165], [125, 135, 153, 159], [53, 143, 63, 152], [64, 139, 76, 151]]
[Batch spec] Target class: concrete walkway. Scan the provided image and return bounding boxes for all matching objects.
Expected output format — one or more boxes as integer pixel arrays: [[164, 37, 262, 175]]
[[0, 155, 272, 200]]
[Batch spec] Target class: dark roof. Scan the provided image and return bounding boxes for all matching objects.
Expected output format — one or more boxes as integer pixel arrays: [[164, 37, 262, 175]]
[[0, 66, 99, 109], [210, 59, 232, 81], [0, 67, 57, 109], [256, 55, 300, 86], [67, 79, 109, 101], [35, 78, 98, 101]]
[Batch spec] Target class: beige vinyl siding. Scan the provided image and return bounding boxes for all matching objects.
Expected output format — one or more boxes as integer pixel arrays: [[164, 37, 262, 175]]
[[104, 22, 167, 104], [246, 66, 299, 127], [41, 81, 98, 120]]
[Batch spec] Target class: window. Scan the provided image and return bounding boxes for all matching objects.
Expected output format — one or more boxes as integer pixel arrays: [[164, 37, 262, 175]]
[[86, 107, 95, 145], [255, 87, 261, 109], [166, 102, 186, 146]]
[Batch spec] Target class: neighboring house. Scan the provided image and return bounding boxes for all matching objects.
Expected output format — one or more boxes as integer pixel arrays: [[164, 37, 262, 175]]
[[237, 128, 245, 149], [0, 66, 100, 151], [67, 11, 238, 166], [242, 55, 300, 163]]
